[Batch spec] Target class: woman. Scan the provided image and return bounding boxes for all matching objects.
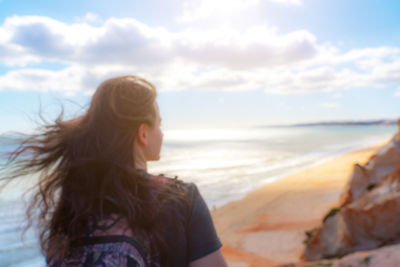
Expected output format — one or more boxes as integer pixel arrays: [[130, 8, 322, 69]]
[[3, 76, 227, 266]]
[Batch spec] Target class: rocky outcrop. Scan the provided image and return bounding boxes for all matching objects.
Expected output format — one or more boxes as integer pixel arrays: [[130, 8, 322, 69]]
[[332, 243, 400, 267], [289, 244, 400, 267], [302, 124, 400, 261], [339, 129, 400, 206]]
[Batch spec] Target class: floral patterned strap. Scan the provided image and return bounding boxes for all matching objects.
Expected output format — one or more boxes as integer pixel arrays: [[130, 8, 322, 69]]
[[71, 234, 148, 267], [72, 235, 148, 258]]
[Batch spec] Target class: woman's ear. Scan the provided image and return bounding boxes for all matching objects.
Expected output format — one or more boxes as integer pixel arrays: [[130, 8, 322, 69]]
[[136, 123, 148, 146]]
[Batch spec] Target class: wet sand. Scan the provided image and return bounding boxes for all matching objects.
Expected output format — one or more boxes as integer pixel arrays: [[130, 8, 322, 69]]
[[212, 142, 386, 267]]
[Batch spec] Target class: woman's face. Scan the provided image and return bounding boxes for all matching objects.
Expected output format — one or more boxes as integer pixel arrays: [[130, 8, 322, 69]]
[[145, 101, 163, 161]]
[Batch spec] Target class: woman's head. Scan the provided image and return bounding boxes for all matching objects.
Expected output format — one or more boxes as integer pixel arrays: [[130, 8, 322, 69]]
[[90, 75, 157, 128], [81, 75, 162, 168]]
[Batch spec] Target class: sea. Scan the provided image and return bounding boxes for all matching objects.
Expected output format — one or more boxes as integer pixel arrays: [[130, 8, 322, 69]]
[[0, 125, 397, 266]]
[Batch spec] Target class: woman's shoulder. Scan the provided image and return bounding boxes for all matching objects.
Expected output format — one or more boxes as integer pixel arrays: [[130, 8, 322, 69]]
[[151, 173, 198, 193], [149, 174, 203, 214], [151, 174, 200, 198], [154, 174, 209, 210]]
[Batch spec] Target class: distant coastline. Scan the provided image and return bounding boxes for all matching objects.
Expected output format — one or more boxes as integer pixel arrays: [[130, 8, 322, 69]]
[[291, 119, 397, 127], [264, 119, 398, 128]]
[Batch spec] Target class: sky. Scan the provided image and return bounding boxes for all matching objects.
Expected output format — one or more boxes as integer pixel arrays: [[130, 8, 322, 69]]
[[0, 0, 399, 133]]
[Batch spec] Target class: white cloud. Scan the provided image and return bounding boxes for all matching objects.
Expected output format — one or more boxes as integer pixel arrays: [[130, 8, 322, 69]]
[[0, 16, 318, 68], [0, 15, 99, 65], [174, 27, 318, 69], [0, 64, 139, 94], [0, 15, 400, 95], [0, 67, 83, 92]]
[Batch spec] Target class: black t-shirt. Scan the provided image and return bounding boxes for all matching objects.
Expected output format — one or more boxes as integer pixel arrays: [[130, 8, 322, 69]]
[[165, 182, 222, 266]]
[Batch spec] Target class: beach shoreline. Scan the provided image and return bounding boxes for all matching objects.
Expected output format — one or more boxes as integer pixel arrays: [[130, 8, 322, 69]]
[[212, 140, 388, 266]]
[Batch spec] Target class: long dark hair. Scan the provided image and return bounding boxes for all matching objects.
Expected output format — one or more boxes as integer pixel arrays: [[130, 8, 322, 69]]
[[1, 76, 186, 265]]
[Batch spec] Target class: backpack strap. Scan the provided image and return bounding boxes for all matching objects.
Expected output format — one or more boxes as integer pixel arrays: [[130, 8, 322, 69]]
[[71, 235, 148, 267]]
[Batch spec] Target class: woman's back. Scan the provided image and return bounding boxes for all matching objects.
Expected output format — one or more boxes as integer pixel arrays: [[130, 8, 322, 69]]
[[47, 174, 222, 267]]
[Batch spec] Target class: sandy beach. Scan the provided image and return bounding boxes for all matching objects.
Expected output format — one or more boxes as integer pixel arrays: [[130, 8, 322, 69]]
[[212, 142, 387, 267]]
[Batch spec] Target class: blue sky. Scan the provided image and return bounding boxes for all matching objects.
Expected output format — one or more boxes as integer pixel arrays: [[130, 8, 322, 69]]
[[0, 0, 399, 133]]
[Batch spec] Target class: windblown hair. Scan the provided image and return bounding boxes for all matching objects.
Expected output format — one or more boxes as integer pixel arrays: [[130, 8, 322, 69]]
[[1, 76, 186, 265]]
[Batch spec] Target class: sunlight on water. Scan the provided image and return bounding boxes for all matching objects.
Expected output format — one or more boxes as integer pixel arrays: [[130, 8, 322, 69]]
[[164, 127, 295, 142], [149, 125, 397, 208]]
